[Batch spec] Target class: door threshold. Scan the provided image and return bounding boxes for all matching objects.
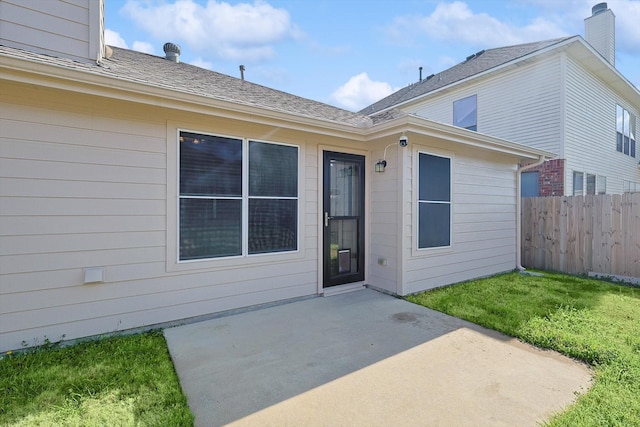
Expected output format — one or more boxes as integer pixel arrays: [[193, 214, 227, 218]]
[[322, 283, 365, 297]]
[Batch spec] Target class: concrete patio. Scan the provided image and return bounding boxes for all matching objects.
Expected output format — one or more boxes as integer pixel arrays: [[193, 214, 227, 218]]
[[164, 288, 592, 426]]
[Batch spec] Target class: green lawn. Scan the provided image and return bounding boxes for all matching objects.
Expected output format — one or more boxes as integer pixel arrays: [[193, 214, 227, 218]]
[[0, 331, 193, 426], [406, 271, 640, 426]]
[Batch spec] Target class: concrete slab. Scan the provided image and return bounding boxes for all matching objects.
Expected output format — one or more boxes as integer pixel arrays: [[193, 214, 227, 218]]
[[164, 289, 592, 427]]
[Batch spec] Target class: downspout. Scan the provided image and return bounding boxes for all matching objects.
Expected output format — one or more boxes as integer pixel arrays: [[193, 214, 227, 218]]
[[516, 155, 546, 271]]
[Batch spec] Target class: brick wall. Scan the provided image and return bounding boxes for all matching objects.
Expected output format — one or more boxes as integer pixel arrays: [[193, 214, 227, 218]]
[[522, 159, 565, 196]]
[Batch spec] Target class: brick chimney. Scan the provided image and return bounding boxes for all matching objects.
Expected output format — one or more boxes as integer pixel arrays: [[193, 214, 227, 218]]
[[584, 2, 615, 66]]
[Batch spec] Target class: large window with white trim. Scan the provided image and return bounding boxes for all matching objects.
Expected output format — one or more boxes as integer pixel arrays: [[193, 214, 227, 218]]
[[179, 131, 298, 261], [418, 152, 451, 249]]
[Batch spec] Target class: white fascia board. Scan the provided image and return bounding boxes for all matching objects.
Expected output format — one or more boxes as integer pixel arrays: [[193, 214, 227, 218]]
[[566, 38, 640, 107], [0, 54, 370, 141], [365, 114, 556, 160]]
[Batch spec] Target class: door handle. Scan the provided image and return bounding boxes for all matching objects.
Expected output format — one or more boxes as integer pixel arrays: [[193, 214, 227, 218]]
[[324, 212, 329, 227]]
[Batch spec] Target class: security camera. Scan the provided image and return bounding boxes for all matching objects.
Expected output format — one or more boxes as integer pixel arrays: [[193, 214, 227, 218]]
[[399, 134, 408, 147]]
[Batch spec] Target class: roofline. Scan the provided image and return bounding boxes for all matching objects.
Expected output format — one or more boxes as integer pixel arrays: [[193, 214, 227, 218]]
[[0, 52, 371, 141], [372, 36, 640, 115], [1, 51, 555, 160], [365, 114, 556, 160], [568, 37, 640, 107]]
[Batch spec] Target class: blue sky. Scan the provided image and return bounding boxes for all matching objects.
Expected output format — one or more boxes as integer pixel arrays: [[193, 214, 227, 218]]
[[104, 0, 640, 111]]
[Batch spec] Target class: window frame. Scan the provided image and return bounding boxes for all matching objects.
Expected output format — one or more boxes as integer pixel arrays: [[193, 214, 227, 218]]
[[415, 150, 453, 252], [616, 104, 636, 158], [168, 126, 303, 272], [453, 95, 478, 131], [597, 176, 607, 195], [586, 174, 596, 196], [573, 171, 584, 196]]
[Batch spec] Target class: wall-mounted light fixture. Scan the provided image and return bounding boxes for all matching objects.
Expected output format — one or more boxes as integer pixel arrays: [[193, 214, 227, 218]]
[[375, 132, 409, 173], [375, 159, 387, 172]]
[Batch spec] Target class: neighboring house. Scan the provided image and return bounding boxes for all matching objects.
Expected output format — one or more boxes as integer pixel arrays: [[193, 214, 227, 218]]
[[362, 3, 640, 197], [0, 0, 552, 352]]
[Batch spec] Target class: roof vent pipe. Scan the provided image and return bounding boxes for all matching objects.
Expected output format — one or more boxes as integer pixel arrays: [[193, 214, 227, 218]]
[[240, 65, 245, 81], [163, 42, 181, 63], [419, 66, 423, 82]]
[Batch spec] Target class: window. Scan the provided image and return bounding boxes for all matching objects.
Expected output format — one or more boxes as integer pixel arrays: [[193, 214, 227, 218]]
[[573, 171, 584, 196], [624, 180, 639, 193], [586, 174, 596, 195], [521, 171, 539, 197], [597, 176, 606, 195], [617, 105, 636, 157], [418, 152, 451, 249], [453, 95, 477, 131], [179, 131, 298, 261]]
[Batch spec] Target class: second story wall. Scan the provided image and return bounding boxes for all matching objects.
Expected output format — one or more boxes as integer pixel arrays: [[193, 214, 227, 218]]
[[564, 55, 640, 195], [408, 55, 563, 155], [0, 0, 104, 63]]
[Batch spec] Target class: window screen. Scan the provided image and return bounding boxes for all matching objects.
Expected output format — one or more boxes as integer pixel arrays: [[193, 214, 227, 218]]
[[179, 132, 298, 260], [418, 153, 451, 249]]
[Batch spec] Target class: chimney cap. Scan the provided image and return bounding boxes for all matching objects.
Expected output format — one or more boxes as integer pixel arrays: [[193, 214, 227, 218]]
[[592, 2, 608, 15], [163, 42, 181, 62]]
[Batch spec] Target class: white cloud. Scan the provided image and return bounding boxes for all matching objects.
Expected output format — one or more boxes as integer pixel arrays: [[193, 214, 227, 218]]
[[132, 41, 155, 55], [521, 0, 640, 53], [121, 0, 300, 62], [105, 29, 128, 48], [387, 1, 567, 48], [330, 73, 396, 111], [608, 0, 640, 53]]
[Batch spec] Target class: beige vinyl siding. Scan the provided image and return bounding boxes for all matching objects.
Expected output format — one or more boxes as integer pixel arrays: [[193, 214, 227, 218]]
[[409, 55, 563, 155], [0, 84, 321, 352], [367, 143, 401, 294], [564, 56, 640, 195], [0, 0, 103, 63], [401, 141, 517, 295]]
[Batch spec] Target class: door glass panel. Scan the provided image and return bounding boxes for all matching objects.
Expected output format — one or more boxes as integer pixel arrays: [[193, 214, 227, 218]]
[[324, 152, 365, 287], [329, 219, 359, 277], [329, 160, 361, 217]]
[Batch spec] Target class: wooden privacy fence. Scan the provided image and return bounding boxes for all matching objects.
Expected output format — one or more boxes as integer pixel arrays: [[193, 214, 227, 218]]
[[522, 193, 640, 278]]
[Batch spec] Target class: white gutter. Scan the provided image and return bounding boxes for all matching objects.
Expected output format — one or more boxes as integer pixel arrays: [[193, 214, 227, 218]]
[[516, 155, 546, 271]]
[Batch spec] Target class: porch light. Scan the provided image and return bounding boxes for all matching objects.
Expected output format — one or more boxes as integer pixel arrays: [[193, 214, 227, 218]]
[[375, 159, 387, 172]]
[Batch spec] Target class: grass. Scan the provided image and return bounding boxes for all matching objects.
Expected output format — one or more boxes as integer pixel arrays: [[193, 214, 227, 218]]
[[0, 331, 194, 426], [406, 271, 640, 426]]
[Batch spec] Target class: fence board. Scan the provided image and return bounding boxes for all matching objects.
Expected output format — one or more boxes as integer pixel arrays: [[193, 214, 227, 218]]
[[629, 193, 640, 277], [522, 194, 639, 278], [559, 197, 568, 272]]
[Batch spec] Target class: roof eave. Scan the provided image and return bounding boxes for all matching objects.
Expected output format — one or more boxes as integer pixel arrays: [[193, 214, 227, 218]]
[[567, 38, 640, 107], [372, 36, 640, 114], [371, 37, 582, 115], [0, 53, 371, 141], [365, 114, 556, 160]]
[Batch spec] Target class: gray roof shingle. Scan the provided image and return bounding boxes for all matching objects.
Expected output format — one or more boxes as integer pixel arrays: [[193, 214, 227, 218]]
[[359, 37, 574, 115], [0, 44, 373, 128]]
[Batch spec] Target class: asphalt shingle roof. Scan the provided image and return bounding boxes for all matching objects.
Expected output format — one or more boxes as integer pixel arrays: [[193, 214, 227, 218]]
[[359, 37, 574, 115], [0, 44, 373, 128]]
